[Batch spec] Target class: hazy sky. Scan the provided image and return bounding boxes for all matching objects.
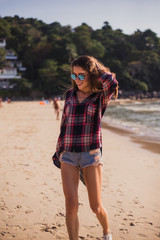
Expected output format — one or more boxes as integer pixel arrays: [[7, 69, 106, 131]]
[[0, 0, 160, 36]]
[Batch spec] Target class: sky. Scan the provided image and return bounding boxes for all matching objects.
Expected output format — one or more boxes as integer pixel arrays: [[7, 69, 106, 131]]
[[0, 0, 160, 37]]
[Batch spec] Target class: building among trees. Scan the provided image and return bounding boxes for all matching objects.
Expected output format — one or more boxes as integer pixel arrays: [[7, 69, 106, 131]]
[[0, 39, 26, 90]]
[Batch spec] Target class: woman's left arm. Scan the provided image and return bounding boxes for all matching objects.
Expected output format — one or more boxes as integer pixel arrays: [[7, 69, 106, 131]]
[[99, 72, 118, 110]]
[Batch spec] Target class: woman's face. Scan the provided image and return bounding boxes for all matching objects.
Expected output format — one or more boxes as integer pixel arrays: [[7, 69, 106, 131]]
[[72, 66, 91, 92]]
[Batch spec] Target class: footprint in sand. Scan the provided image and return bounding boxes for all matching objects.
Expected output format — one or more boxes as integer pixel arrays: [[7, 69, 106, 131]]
[[119, 228, 128, 234], [127, 212, 133, 217], [40, 223, 57, 234], [15, 205, 22, 209], [130, 222, 135, 226], [56, 212, 65, 217], [133, 198, 144, 208], [8, 214, 15, 219], [25, 209, 33, 214], [39, 192, 51, 202], [137, 233, 147, 238], [118, 208, 125, 214], [6, 224, 26, 231], [17, 192, 26, 197], [0, 231, 14, 238], [80, 236, 101, 240], [86, 233, 96, 239], [114, 214, 120, 217], [116, 200, 122, 204], [155, 232, 160, 238], [0, 199, 8, 211]]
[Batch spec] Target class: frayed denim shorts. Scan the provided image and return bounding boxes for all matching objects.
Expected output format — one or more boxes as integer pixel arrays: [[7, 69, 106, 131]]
[[59, 148, 103, 168]]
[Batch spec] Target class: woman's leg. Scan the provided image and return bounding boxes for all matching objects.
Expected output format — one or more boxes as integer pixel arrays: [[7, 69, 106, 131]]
[[83, 165, 110, 235], [61, 162, 80, 240]]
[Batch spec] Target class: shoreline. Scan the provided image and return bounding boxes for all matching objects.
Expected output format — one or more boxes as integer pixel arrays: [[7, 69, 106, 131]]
[[102, 121, 160, 154], [102, 98, 160, 154], [108, 97, 160, 106]]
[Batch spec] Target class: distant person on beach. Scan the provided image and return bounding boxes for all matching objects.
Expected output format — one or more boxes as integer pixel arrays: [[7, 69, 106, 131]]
[[53, 97, 60, 120], [52, 56, 118, 240]]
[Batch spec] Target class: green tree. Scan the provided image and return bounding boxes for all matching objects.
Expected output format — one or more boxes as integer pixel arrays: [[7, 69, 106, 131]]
[[0, 18, 10, 38], [89, 40, 105, 58], [140, 51, 160, 90], [38, 59, 59, 96], [0, 48, 6, 67], [73, 23, 93, 55], [58, 63, 71, 92]]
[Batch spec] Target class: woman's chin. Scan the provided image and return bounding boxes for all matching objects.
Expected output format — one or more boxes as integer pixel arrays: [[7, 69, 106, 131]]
[[77, 84, 84, 89]]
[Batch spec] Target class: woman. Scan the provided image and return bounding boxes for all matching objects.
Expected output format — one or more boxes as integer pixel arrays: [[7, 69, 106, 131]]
[[53, 97, 60, 120], [52, 55, 118, 240]]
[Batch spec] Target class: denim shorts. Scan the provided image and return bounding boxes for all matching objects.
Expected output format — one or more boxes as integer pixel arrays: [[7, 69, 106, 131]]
[[59, 148, 103, 168]]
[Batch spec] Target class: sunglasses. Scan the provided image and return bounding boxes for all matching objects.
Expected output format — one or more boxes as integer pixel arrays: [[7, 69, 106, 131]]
[[71, 73, 86, 81]]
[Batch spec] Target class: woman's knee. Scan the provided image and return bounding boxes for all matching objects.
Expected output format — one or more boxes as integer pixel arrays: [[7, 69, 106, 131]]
[[90, 204, 102, 215]]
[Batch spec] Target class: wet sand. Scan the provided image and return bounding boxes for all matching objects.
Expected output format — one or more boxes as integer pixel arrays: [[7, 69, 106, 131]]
[[0, 101, 160, 240], [101, 122, 160, 154]]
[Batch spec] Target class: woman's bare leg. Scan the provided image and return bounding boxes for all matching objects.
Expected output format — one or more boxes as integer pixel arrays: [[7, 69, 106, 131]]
[[61, 162, 80, 240], [83, 165, 110, 235]]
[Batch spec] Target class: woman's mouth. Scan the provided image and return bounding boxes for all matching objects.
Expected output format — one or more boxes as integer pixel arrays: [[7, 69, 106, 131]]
[[77, 83, 83, 86]]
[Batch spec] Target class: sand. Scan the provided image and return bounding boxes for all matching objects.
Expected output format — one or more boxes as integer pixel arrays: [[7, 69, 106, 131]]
[[0, 101, 160, 240]]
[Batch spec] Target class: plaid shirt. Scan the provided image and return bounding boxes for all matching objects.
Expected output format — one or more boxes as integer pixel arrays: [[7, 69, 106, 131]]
[[52, 73, 118, 168]]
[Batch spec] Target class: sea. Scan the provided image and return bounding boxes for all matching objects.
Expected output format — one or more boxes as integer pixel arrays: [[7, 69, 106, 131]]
[[103, 99, 160, 143]]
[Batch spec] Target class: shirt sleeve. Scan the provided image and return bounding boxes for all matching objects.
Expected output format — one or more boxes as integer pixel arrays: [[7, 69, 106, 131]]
[[59, 104, 66, 130], [99, 73, 118, 113], [55, 100, 67, 156], [52, 94, 68, 168]]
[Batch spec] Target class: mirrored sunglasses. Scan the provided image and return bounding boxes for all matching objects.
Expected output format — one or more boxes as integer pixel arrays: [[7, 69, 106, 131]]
[[71, 73, 85, 81]]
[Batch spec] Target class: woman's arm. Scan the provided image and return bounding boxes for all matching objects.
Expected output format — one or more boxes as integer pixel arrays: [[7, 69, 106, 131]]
[[99, 72, 118, 112]]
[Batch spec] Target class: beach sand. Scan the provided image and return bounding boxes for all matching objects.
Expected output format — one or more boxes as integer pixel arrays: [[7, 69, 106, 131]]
[[0, 101, 160, 240]]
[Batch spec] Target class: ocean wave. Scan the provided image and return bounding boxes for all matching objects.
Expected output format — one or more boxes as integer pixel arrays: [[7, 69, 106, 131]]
[[104, 100, 160, 141], [103, 116, 160, 141], [123, 106, 160, 113]]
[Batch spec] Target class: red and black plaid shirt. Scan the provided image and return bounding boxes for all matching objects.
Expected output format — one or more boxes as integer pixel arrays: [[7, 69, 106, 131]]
[[53, 73, 118, 168]]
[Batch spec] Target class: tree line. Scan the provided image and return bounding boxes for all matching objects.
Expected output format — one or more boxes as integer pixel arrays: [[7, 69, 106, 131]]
[[0, 15, 160, 99]]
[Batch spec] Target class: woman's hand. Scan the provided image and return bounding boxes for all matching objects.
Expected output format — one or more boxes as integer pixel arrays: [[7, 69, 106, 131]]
[[95, 63, 105, 77]]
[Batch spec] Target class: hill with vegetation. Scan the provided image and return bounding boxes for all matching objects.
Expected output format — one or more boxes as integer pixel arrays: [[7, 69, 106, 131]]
[[0, 16, 160, 99]]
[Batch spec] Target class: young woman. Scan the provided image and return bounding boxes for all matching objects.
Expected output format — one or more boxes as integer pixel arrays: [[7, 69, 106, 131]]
[[53, 97, 60, 120], [52, 55, 118, 240]]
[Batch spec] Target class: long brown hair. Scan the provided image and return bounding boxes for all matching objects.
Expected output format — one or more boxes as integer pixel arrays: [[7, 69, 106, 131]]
[[71, 55, 118, 99]]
